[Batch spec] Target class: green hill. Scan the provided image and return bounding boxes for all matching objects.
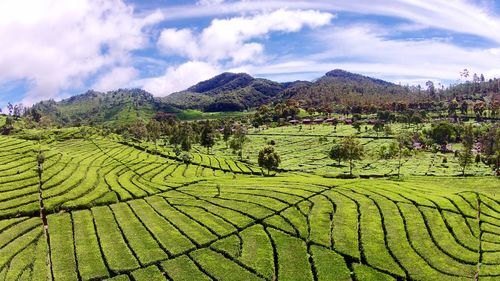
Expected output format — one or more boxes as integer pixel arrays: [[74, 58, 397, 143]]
[[162, 72, 286, 111], [32, 89, 177, 126]]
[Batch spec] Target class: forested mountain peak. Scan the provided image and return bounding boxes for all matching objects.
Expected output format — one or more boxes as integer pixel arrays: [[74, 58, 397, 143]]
[[321, 69, 395, 86], [187, 72, 255, 94]]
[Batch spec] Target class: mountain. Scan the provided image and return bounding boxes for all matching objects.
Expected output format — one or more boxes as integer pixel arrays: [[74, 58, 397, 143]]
[[32, 89, 177, 127], [277, 69, 411, 107], [163, 69, 411, 111], [162, 72, 287, 111], [30, 69, 414, 126]]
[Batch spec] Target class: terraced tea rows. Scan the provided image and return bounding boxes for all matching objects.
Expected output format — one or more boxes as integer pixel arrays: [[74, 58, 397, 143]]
[[0, 136, 260, 219], [0, 133, 499, 281]]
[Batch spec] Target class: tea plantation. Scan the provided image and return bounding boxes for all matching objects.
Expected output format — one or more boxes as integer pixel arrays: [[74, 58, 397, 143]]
[[0, 127, 498, 281]]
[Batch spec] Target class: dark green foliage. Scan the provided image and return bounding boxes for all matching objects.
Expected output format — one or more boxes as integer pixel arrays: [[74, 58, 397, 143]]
[[229, 126, 249, 159], [429, 121, 456, 145], [30, 89, 178, 127], [164, 72, 284, 112], [258, 146, 281, 175], [200, 120, 216, 153], [339, 136, 364, 175], [329, 143, 342, 165], [458, 124, 474, 176]]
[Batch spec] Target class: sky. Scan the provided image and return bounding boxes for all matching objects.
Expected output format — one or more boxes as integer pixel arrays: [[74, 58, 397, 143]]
[[1, 0, 500, 109]]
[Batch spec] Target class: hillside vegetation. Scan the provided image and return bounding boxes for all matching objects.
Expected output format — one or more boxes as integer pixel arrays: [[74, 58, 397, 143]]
[[26, 69, 500, 127]]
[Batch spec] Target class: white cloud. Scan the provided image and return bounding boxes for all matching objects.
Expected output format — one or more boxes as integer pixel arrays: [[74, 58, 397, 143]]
[[239, 25, 500, 85], [315, 25, 500, 80], [157, 9, 333, 64], [92, 67, 139, 92], [197, 0, 225, 6], [0, 0, 163, 105], [160, 0, 500, 44], [143, 8, 333, 96], [142, 61, 219, 96]]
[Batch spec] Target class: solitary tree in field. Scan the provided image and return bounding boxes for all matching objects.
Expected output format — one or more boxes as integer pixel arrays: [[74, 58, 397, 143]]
[[396, 131, 412, 179], [458, 124, 474, 176], [229, 126, 249, 160], [200, 120, 216, 154], [329, 143, 342, 166], [258, 146, 281, 176], [340, 136, 364, 176], [222, 122, 232, 148], [373, 122, 384, 138]]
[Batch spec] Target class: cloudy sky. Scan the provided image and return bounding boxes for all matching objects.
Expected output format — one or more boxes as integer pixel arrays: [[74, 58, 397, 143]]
[[1, 0, 500, 108]]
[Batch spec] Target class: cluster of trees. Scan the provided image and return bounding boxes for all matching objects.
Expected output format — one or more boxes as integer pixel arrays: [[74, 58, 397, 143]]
[[327, 121, 499, 177], [329, 137, 364, 176], [328, 133, 412, 178], [252, 100, 300, 127], [123, 112, 282, 176]]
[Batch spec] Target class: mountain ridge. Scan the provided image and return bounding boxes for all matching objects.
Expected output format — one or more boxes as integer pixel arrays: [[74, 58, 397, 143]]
[[30, 69, 416, 125]]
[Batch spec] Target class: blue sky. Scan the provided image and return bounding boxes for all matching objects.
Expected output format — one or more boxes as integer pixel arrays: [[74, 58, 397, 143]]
[[1, 0, 500, 109]]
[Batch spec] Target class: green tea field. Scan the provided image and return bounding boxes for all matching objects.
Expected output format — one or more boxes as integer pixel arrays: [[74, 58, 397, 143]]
[[0, 129, 498, 281]]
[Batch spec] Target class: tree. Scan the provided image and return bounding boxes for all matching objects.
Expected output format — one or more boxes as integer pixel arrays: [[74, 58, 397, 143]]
[[180, 152, 193, 164], [480, 125, 499, 175], [200, 120, 216, 154], [383, 124, 393, 136], [340, 136, 364, 176], [222, 122, 232, 148], [1, 116, 14, 135], [448, 99, 459, 121], [129, 120, 147, 140], [429, 121, 455, 146], [373, 122, 384, 138], [329, 143, 342, 166], [473, 101, 486, 121], [426, 80, 436, 98], [458, 124, 474, 176], [7, 102, 13, 116], [180, 125, 193, 152], [352, 121, 361, 133], [396, 132, 412, 179], [170, 123, 194, 152], [146, 119, 161, 152], [12, 104, 24, 119], [258, 146, 281, 175], [460, 101, 468, 115], [229, 126, 249, 160], [306, 107, 316, 116]]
